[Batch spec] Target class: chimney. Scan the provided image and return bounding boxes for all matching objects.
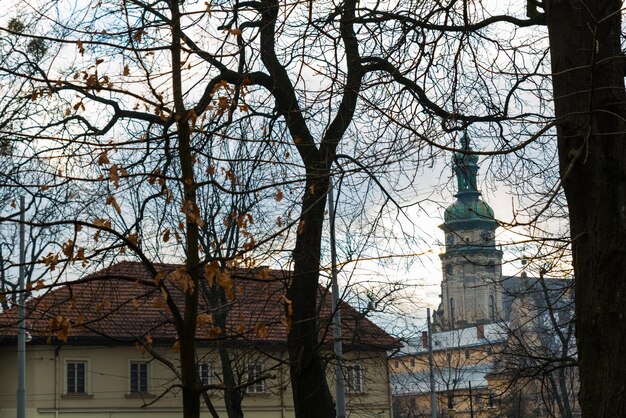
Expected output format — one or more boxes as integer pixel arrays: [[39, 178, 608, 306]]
[[421, 331, 429, 348], [476, 324, 485, 340]]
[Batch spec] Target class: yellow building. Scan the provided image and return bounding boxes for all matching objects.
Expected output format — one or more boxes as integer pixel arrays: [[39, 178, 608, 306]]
[[391, 324, 505, 418], [0, 262, 399, 418]]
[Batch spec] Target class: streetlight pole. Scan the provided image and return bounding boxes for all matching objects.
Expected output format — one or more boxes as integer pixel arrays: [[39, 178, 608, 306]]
[[427, 308, 437, 418], [328, 177, 346, 418], [17, 195, 26, 418]]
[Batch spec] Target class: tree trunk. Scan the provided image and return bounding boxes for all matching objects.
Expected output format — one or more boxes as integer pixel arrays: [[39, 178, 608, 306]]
[[287, 169, 336, 418], [545, 1, 626, 416], [171, 1, 201, 416]]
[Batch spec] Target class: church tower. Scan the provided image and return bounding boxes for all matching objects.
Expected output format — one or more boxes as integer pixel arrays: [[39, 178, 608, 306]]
[[435, 134, 503, 331]]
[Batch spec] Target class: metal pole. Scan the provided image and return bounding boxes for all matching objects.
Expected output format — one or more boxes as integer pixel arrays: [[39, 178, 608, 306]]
[[427, 308, 437, 418], [469, 381, 474, 418], [328, 177, 346, 418], [17, 196, 26, 418]]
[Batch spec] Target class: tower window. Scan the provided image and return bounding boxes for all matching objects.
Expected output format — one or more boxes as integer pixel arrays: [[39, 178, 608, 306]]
[[450, 297, 455, 329], [489, 294, 495, 322]]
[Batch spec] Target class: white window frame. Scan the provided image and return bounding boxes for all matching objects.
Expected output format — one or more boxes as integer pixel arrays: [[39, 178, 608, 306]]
[[346, 363, 364, 394], [129, 360, 150, 395], [245, 363, 266, 394], [65, 359, 89, 395], [198, 362, 212, 387]]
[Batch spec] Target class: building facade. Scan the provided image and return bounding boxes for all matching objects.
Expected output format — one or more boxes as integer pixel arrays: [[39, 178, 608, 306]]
[[392, 135, 578, 418], [0, 262, 398, 418]]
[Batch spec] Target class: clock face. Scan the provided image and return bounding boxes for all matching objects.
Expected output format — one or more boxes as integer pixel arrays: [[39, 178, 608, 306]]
[[446, 234, 455, 245], [480, 230, 493, 241]]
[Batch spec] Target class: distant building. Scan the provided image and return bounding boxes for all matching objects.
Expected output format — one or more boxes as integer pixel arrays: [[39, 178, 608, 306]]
[[391, 135, 578, 418], [0, 262, 399, 418]]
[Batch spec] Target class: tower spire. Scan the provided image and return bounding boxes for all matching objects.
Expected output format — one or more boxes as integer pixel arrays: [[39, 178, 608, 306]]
[[453, 132, 480, 199]]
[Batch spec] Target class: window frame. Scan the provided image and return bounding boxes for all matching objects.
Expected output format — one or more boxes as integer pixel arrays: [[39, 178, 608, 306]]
[[128, 360, 150, 395], [346, 363, 365, 394], [65, 359, 89, 395], [198, 362, 212, 387], [245, 363, 267, 394]]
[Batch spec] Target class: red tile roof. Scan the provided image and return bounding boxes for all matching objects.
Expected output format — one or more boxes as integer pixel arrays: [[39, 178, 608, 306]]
[[0, 261, 399, 350]]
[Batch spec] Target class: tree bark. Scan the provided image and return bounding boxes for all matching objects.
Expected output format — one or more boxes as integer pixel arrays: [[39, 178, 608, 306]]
[[545, 1, 626, 416], [287, 169, 336, 418], [171, 1, 201, 416]]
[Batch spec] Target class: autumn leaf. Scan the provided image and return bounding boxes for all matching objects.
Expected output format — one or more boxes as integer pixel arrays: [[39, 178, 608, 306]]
[[109, 165, 120, 188], [206, 326, 222, 339], [105, 195, 121, 214], [134, 342, 146, 355], [48, 315, 72, 343], [197, 313, 213, 326], [297, 219, 305, 235], [275, 190, 284, 202], [127, 233, 138, 245], [169, 268, 195, 294], [154, 272, 165, 285], [42, 252, 60, 271], [254, 323, 268, 339], [162, 228, 170, 242], [243, 237, 256, 251], [132, 30, 143, 43], [258, 267, 270, 280], [122, 64, 130, 76], [62, 239, 74, 258], [75, 247, 87, 267], [152, 295, 165, 309], [76, 40, 85, 55], [204, 262, 220, 287]]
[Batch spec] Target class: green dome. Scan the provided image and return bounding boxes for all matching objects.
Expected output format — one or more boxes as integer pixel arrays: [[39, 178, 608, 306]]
[[444, 198, 495, 225]]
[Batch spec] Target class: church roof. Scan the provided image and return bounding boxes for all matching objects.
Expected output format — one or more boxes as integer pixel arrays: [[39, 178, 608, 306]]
[[444, 198, 496, 227]]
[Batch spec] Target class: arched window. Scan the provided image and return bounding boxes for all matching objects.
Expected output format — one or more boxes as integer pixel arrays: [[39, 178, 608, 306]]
[[450, 297, 455, 328], [489, 294, 495, 322]]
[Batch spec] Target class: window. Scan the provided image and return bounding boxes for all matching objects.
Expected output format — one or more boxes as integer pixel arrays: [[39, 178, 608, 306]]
[[246, 363, 266, 394], [465, 349, 471, 360], [66, 361, 87, 394], [198, 362, 212, 386], [393, 359, 399, 369], [130, 361, 149, 394], [488, 294, 496, 319], [410, 358, 415, 368], [450, 297, 455, 328], [346, 364, 364, 393]]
